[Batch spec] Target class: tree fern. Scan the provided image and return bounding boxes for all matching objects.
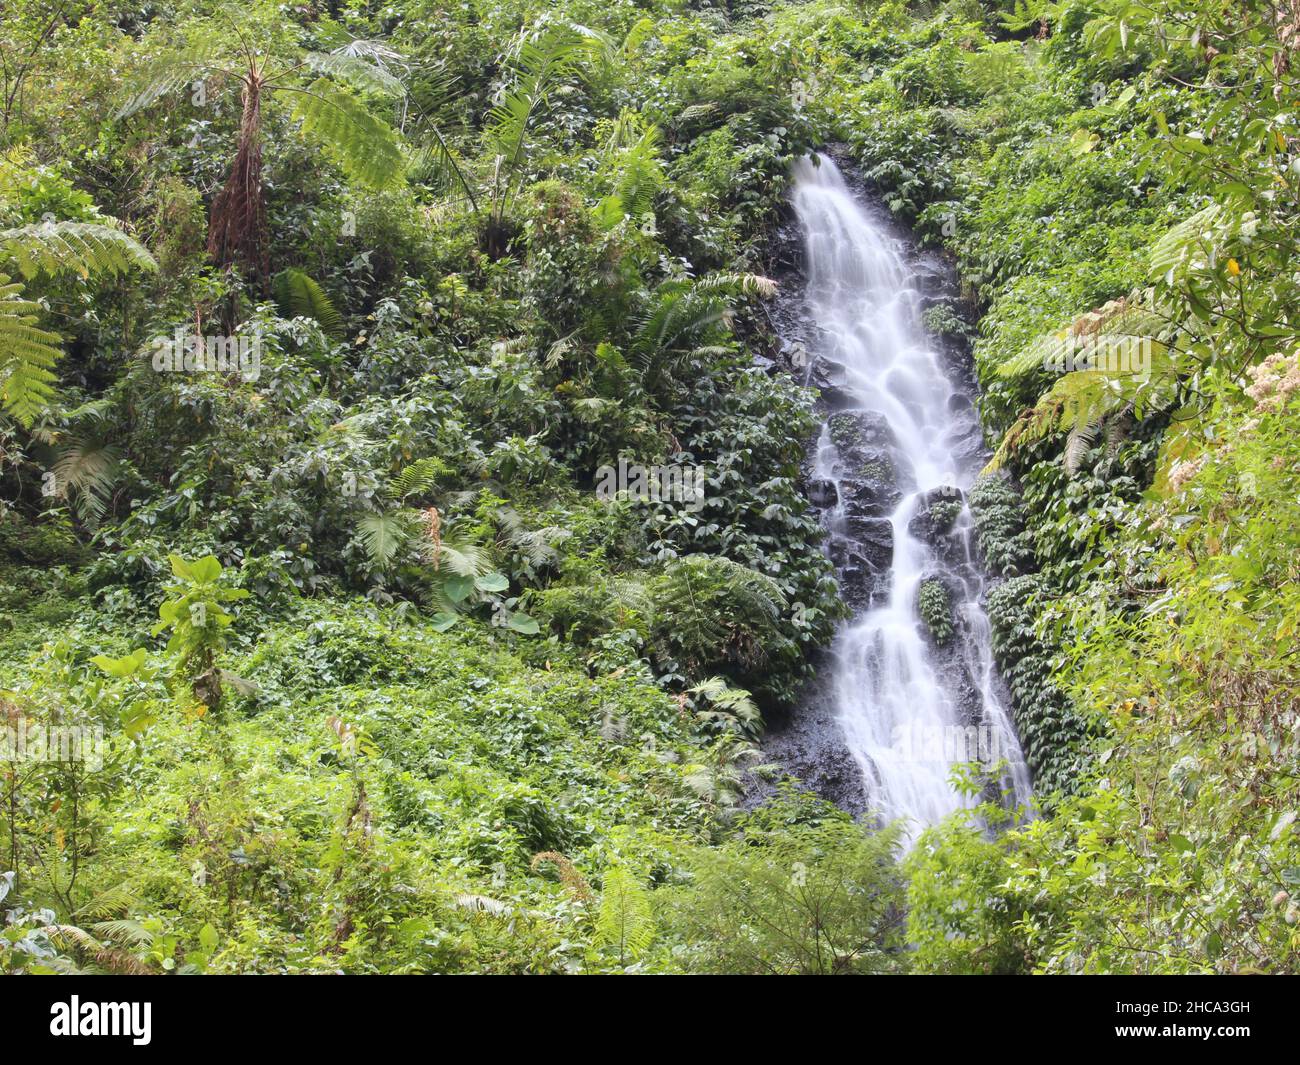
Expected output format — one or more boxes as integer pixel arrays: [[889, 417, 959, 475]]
[[429, 539, 488, 578], [114, 41, 223, 120], [0, 222, 154, 425], [985, 355, 1176, 474], [1148, 203, 1237, 281], [117, 34, 410, 273], [993, 295, 1165, 382], [408, 125, 478, 207], [988, 294, 1179, 474], [304, 51, 405, 97]]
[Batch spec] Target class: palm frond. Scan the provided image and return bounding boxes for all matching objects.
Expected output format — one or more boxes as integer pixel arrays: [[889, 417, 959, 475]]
[[432, 540, 488, 577], [272, 268, 344, 336], [357, 510, 413, 571], [408, 126, 477, 206], [52, 438, 119, 525], [488, 24, 604, 184]]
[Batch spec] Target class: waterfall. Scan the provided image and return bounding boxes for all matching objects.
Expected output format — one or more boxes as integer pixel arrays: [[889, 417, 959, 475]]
[[790, 154, 1031, 839]]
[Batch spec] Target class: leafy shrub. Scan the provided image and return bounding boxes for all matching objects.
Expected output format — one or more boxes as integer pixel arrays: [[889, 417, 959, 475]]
[[918, 578, 953, 645]]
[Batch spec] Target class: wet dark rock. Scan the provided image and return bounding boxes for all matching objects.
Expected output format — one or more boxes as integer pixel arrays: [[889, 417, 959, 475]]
[[829, 516, 894, 609], [907, 487, 964, 545], [808, 355, 848, 392], [746, 673, 870, 817], [844, 515, 894, 570], [840, 470, 904, 518], [827, 409, 908, 516], [808, 478, 838, 508]]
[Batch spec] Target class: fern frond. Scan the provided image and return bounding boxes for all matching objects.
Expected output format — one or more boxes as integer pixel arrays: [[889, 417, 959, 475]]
[[288, 78, 405, 190], [389, 456, 451, 500], [46, 923, 103, 952], [690, 676, 762, 731], [89, 919, 154, 948], [677, 102, 720, 124], [1062, 421, 1097, 475], [595, 865, 654, 964], [305, 50, 405, 96], [272, 268, 344, 335], [994, 295, 1164, 381], [73, 881, 139, 922], [115, 42, 225, 119], [691, 272, 778, 300], [531, 851, 594, 902], [1149, 204, 1227, 280], [0, 221, 156, 281], [0, 275, 62, 426], [455, 893, 511, 916]]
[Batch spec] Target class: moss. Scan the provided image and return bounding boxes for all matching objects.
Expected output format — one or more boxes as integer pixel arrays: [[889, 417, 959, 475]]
[[829, 412, 862, 450], [860, 458, 891, 481]]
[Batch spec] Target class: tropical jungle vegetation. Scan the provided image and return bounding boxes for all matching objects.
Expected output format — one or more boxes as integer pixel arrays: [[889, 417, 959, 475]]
[[2, 0, 1298, 975]]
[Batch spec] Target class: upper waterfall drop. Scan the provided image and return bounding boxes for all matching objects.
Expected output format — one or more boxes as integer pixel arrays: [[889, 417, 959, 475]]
[[789, 153, 1031, 838]]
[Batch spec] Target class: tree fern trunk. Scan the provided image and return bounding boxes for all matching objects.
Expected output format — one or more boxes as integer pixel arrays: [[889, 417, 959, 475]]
[[207, 69, 268, 282]]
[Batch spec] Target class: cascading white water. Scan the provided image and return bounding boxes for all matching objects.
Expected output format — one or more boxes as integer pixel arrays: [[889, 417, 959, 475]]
[[791, 154, 1031, 838]]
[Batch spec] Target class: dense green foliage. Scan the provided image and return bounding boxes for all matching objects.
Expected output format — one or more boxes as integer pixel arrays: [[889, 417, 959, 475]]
[[4, 0, 1300, 975]]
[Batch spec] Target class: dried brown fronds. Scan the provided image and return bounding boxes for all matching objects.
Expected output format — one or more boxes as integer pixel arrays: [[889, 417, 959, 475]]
[[530, 851, 594, 903]]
